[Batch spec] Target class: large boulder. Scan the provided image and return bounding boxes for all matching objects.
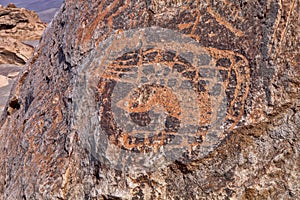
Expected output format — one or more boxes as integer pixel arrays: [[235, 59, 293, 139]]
[[0, 0, 299, 199]]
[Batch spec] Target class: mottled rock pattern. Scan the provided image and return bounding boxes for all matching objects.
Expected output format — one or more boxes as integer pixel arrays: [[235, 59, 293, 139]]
[[0, 0, 299, 199]]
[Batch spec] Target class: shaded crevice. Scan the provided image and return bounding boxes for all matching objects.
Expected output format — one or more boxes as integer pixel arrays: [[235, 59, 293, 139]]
[[0, 50, 26, 65], [0, 23, 16, 30], [24, 91, 34, 113]]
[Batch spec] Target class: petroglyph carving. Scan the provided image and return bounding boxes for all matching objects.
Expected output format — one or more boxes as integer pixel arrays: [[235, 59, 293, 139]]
[[74, 27, 250, 172]]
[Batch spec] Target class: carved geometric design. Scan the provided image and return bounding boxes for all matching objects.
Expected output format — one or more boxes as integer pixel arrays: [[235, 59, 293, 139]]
[[74, 27, 250, 172]]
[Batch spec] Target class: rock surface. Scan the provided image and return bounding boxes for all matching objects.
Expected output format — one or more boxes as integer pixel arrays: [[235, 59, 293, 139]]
[[0, 4, 46, 115], [0, 0, 299, 199]]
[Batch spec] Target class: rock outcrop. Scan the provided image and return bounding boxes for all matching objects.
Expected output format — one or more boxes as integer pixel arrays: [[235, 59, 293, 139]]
[[0, 4, 46, 114], [0, 0, 299, 199], [1, 0, 64, 23], [0, 3, 46, 64]]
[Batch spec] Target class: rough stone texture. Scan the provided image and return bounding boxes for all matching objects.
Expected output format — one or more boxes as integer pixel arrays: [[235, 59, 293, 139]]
[[0, 4, 46, 115], [0, 0, 299, 199]]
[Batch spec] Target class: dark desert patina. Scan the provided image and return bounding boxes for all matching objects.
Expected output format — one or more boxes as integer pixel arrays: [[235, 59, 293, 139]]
[[0, 0, 299, 199]]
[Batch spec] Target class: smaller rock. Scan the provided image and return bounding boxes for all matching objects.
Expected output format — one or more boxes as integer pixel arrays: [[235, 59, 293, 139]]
[[7, 3, 17, 8], [7, 72, 20, 78], [22, 40, 40, 48], [0, 5, 46, 41]]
